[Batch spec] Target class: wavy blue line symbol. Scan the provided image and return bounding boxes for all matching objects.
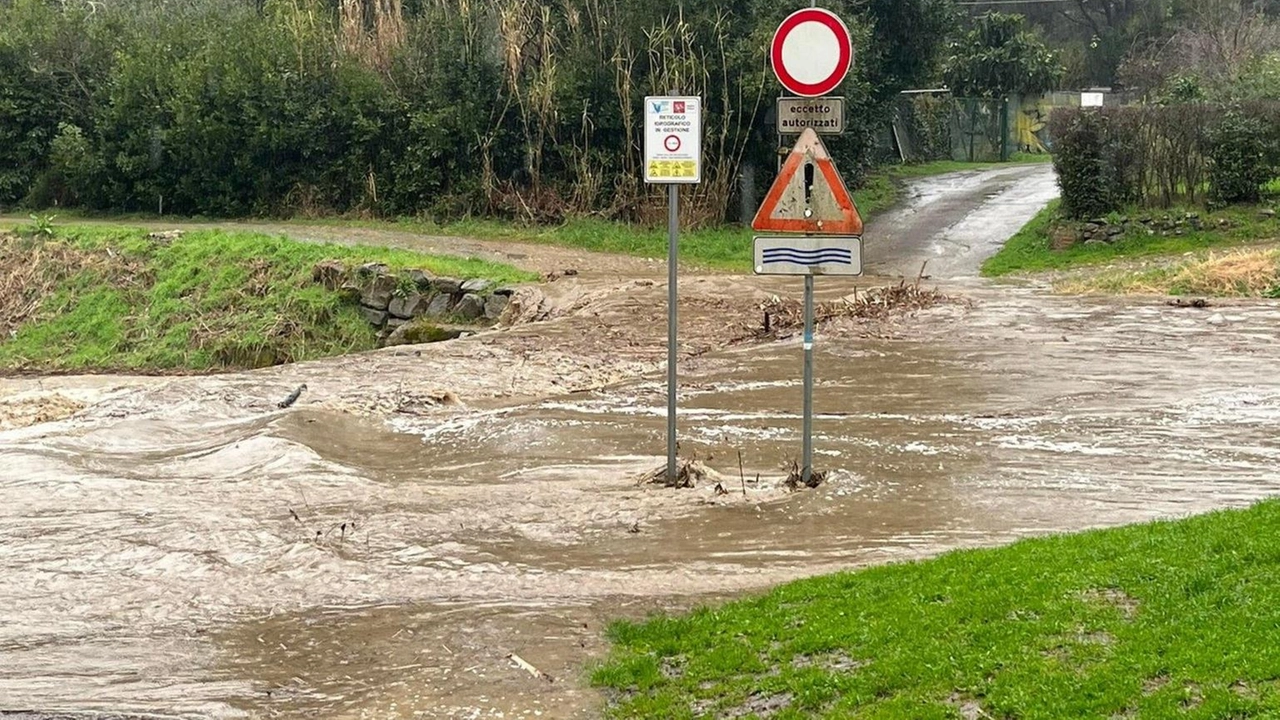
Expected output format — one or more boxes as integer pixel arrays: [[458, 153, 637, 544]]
[[762, 247, 853, 266]]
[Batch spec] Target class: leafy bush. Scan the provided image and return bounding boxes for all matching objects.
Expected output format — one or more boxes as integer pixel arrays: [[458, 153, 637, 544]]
[[1050, 110, 1118, 218], [942, 12, 1062, 100], [0, 0, 955, 222], [1207, 109, 1278, 204], [1047, 103, 1280, 218], [898, 94, 952, 162], [24, 123, 97, 208], [0, 38, 60, 206]]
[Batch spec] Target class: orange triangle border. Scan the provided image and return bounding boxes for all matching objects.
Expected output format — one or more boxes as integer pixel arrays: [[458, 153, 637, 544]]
[[752, 129, 863, 236]]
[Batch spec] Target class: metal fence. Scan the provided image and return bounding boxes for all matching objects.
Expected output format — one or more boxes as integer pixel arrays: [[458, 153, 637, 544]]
[[889, 89, 1140, 164], [890, 92, 1009, 163]]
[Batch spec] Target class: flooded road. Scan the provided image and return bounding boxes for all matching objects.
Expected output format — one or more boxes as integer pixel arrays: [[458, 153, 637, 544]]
[[863, 163, 1059, 279], [5, 167, 1280, 719]]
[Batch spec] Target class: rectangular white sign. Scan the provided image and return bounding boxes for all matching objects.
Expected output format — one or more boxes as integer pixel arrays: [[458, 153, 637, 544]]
[[777, 97, 845, 135], [1081, 92, 1104, 107], [754, 236, 863, 276], [644, 96, 702, 184]]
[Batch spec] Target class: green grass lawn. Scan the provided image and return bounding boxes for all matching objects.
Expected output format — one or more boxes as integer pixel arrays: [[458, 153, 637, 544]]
[[982, 201, 1280, 277], [593, 501, 1280, 719], [0, 224, 535, 372]]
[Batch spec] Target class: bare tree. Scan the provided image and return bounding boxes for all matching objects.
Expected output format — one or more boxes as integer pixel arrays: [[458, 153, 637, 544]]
[[1120, 0, 1280, 90]]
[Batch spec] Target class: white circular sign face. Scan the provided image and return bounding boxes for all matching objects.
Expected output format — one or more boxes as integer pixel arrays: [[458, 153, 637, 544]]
[[770, 8, 853, 98], [780, 20, 843, 86]]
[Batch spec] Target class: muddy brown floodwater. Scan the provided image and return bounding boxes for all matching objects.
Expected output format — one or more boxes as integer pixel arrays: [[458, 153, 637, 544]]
[[4, 166, 1280, 719]]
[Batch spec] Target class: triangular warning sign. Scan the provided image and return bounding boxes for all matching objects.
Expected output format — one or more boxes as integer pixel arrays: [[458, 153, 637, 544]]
[[752, 128, 863, 235]]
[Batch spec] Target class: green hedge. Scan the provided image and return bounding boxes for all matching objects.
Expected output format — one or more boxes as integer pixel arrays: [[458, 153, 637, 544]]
[[1049, 103, 1280, 219], [0, 0, 955, 222]]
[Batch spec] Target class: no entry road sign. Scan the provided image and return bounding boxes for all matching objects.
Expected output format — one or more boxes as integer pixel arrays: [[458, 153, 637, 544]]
[[770, 8, 853, 98]]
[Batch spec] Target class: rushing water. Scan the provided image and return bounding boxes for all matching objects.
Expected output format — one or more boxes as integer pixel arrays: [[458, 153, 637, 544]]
[[4, 288, 1280, 719], [5, 165, 1279, 718]]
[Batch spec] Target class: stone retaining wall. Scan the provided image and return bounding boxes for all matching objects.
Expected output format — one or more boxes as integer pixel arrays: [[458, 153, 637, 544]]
[[312, 261, 513, 345], [1051, 211, 1261, 250]]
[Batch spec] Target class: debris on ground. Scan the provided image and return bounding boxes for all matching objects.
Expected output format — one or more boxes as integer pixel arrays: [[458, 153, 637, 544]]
[[720, 691, 793, 719], [638, 458, 710, 489], [0, 393, 86, 430], [1058, 248, 1280, 297], [147, 229, 186, 244], [0, 233, 146, 339], [947, 692, 989, 720], [784, 460, 827, 491], [507, 652, 554, 683], [1166, 297, 1210, 309], [277, 383, 308, 409], [756, 281, 955, 338]]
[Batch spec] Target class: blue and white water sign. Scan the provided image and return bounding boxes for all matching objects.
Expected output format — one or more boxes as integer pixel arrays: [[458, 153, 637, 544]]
[[754, 236, 862, 276]]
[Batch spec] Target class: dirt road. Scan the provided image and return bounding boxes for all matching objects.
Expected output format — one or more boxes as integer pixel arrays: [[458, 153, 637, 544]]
[[6, 165, 1280, 720]]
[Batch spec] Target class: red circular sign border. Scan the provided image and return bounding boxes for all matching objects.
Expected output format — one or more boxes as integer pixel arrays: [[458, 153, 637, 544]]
[[664, 134, 682, 152], [770, 8, 853, 98]]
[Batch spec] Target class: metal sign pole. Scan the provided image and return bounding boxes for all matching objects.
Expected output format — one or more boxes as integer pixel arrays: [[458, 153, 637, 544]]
[[805, 0, 817, 489], [643, 94, 700, 484], [760, 6, 856, 487], [667, 184, 679, 483], [802, 274, 814, 485]]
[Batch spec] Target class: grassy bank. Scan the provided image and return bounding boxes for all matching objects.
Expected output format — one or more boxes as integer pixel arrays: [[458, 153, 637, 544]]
[[3, 159, 1032, 273], [289, 159, 1035, 271], [1057, 248, 1280, 296], [593, 501, 1280, 718], [0, 225, 535, 372], [982, 201, 1280, 278]]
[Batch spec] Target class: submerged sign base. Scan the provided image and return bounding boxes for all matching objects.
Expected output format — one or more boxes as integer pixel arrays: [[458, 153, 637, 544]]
[[754, 236, 863, 276]]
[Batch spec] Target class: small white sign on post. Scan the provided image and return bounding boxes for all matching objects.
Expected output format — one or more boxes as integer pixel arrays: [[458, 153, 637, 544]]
[[644, 96, 702, 184], [754, 236, 863, 276], [1081, 92, 1104, 108]]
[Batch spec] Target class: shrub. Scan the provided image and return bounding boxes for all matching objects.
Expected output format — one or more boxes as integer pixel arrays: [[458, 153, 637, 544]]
[[1047, 103, 1275, 218], [1207, 109, 1277, 204], [942, 12, 1062, 100], [0, 0, 956, 222], [897, 93, 952, 162], [24, 123, 98, 208], [0, 42, 60, 207], [1050, 109, 1118, 218]]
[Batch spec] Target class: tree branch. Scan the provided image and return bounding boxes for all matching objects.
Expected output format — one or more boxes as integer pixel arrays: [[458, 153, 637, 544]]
[[1070, 0, 1105, 37]]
